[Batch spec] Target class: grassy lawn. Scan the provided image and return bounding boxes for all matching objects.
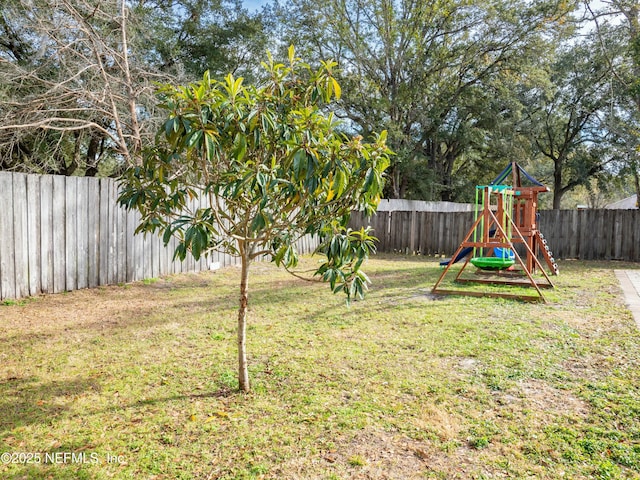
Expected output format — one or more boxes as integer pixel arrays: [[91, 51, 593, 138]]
[[1, 255, 639, 479]]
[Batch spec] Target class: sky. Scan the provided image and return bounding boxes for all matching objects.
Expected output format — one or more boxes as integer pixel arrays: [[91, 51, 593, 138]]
[[242, 0, 268, 12]]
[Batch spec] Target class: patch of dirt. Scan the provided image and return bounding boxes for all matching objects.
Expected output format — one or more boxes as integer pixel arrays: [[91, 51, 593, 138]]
[[273, 427, 490, 479], [385, 288, 446, 305], [494, 379, 589, 421], [0, 275, 210, 337]]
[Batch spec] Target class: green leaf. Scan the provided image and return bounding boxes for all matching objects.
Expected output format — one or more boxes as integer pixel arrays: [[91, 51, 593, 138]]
[[162, 226, 173, 246], [233, 134, 247, 161], [250, 212, 266, 232], [164, 118, 175, 138], [334, 169, 347, 198], [186, 130, 203, 149], [293, 149, 306, 180], [288, 45, 295, 65]]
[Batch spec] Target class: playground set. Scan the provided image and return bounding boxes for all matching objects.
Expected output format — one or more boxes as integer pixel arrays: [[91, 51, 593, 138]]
[[432, 162, 558, 302]]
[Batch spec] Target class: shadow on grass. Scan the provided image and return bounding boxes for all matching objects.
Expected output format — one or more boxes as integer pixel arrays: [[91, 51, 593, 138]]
[[2, 465, 92, 480], [133, 387, 239, 408], [0, 376, 100, 434]]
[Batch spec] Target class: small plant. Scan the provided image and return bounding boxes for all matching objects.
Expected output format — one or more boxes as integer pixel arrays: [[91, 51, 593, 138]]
[[595, 460, 621, 479], [2, 297, 37, 306], [347, 454, 366, 466], [469, 436, 490, 449]]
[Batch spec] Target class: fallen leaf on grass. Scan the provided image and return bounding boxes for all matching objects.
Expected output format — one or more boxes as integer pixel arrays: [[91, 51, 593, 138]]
[[204, 411, 230, 422], [414, 448, 430, 460]]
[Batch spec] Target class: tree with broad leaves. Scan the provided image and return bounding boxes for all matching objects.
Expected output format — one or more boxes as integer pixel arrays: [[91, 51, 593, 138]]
[[118, 47, 392, 392]]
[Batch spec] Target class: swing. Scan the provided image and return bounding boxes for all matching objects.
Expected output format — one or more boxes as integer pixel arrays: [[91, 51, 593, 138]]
[[470, 256, 515, 270]]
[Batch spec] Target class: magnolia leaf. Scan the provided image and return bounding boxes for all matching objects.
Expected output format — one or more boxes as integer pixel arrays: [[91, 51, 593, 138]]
[[331, 77, 341, 100]]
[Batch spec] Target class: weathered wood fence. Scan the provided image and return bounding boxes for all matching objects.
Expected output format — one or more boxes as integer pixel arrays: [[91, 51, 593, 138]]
[[349, 208, 640, 262], [0, 172, 318, 301]]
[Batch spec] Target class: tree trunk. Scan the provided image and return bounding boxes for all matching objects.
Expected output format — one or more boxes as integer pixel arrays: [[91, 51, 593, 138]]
[[237, 243, 251, 392], [553, 158, 563, 209], [633, 164, 640, 207]]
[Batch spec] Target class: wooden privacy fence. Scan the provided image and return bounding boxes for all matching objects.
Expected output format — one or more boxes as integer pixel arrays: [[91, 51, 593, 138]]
[[349, 208, 640, 262], [539, 209, 640, 262], [0, 172, 318, 301]]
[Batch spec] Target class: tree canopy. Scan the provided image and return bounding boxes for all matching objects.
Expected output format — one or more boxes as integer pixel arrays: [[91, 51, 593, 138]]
[[1, 0, 639, 207], [0, 0, 267, 176]]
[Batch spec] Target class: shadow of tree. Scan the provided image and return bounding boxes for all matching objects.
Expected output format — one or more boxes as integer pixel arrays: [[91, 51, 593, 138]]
[[133, 387, 239, 408], [0, 376, 100, 434]]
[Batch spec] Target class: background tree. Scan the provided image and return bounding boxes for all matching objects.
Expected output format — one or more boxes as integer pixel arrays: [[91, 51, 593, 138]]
[[522, 34, 615, 208], [0, 0, 268, 176], [0, 0, 158, 174], [133, 0, 268, 80], [586, 0, 640, 203], [118, 48, 391, 392], [276, 0, 574, 201]]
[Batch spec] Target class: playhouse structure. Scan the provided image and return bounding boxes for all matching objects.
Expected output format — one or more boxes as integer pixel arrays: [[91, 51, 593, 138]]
[[432, 162, 558, 302]]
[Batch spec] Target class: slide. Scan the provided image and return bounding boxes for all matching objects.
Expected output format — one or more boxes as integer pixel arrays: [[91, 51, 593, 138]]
[[439, 228, 497, 267], [439, 246, 473, 266]]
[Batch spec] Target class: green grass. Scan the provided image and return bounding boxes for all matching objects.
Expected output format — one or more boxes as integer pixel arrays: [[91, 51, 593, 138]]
[[0, 256, 639, 479]]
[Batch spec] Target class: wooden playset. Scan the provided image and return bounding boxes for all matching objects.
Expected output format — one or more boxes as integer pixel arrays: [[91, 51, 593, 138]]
[[432, 163, 558, 302]]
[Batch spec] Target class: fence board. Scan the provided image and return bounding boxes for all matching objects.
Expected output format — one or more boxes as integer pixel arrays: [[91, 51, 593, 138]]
[[622, 210, 634, 260], [52, 176, 66, 293], [27, 175, 42, 296], [151, 232, 160, 279], [0, 173, 15, 300], [598, 209, 609, 260], [116, 196, 128, 284], [87, 179, 100, 288], [107, 181, 118, 285], [64, 177, 78, 292], [99, 179, 110, 286], [580, 210, 593, 258], [143, 232, 152, 281], [12, 174, 29, 299], [40, 175, 54, 294], [160, 224, 170, 276], [569, 210, 579, 259], [635, 211, 640, 260], [614, 210, 623, 260], [423, 212, 432, 255], [133, 210, 145, 281], [437, 213, 447, 255], [76, 177, 89, 290]]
